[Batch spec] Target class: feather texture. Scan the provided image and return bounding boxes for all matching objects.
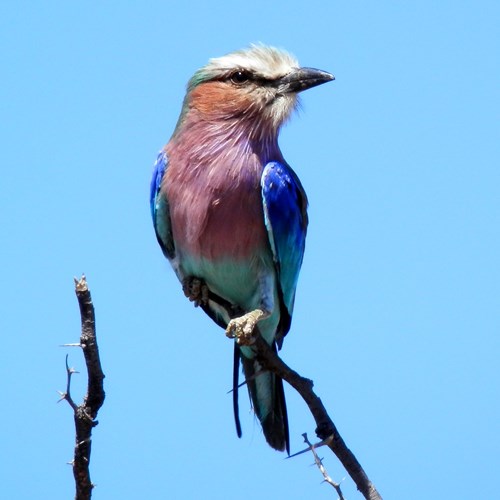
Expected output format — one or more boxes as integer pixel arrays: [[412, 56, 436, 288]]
[[150, 45, 333, 453]]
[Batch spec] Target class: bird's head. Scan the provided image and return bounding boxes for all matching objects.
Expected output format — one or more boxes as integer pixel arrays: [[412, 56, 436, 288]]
[[176, 45, 334, 138]]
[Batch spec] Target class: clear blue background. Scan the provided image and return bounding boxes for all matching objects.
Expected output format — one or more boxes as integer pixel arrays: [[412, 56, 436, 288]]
[[1, 2, 498, 498]]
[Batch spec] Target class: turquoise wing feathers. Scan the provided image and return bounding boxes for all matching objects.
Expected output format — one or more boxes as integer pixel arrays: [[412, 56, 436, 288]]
[[261, 161, 308, 346], [150, 151, 175, 260]]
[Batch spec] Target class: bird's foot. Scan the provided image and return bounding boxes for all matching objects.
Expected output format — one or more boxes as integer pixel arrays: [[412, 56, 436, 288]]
[[226, 309, 265, 346], [182, 277, 209, 307]]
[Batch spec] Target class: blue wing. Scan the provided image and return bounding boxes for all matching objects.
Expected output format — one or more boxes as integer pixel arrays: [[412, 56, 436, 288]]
[[261, 161, 308, 347], [150, 150, 175, 259]]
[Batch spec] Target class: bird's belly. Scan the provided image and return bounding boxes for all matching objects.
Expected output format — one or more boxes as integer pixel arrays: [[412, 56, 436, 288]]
[[180, 253, 268, 307], [178, 251, 281, 345]]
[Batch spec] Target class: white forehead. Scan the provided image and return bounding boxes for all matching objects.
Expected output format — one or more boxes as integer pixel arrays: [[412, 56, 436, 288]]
[[205, 44, 299, 79]]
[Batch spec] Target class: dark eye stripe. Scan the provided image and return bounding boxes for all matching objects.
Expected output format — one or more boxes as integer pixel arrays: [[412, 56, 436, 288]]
[[216, 70, 274, 87]]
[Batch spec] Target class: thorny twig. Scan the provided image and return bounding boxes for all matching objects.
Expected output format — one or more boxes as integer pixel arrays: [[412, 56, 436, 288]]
[[302, 432, 345, 499], [58, 355, 79, 411], [59, 275, 105, 500]]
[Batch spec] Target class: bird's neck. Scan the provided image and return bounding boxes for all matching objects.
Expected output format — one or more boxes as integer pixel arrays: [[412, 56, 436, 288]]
[[169, 107, 283, 167]]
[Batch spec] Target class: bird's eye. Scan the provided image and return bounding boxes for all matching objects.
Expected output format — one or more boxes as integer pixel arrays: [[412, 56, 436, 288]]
[[230, 70, 250, 84]]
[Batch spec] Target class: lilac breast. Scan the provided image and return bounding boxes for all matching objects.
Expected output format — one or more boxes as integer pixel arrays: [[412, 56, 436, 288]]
[[165, 148, 268, 262]]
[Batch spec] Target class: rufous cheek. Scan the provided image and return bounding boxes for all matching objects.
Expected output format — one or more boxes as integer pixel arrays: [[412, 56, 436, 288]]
[[190, 82, 254, 117]]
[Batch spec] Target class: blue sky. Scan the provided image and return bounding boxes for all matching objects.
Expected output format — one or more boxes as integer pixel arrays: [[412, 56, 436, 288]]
[[1, 2, 499, 498]]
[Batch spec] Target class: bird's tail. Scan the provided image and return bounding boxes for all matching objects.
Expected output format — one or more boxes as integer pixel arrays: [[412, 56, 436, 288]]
[[236, 343, 289, 453]]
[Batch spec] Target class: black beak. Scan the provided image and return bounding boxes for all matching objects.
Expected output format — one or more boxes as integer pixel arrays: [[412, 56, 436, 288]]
[[276, 67, 334, 94]]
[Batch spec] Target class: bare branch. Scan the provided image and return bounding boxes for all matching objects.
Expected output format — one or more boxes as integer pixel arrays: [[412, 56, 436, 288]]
[[203, 287, 382, 498], [60, 275, 105, 500], [253, 335, 382, 500]]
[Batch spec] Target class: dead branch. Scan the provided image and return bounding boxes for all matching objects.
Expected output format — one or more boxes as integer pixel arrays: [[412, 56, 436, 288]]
[[59, 275, 105, 500], [253, 335, 382, 500]]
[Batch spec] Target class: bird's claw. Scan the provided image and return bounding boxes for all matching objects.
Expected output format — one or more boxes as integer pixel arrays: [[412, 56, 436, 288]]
[[182, 277, 209, 307], [226, 309, 264, 346]]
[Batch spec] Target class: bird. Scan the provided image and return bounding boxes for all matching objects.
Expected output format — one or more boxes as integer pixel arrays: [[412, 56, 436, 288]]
[[150, 44, 333, 453]]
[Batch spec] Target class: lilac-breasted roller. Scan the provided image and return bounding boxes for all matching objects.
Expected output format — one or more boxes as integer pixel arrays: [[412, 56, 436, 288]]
[[150, 45, 333, 453]]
